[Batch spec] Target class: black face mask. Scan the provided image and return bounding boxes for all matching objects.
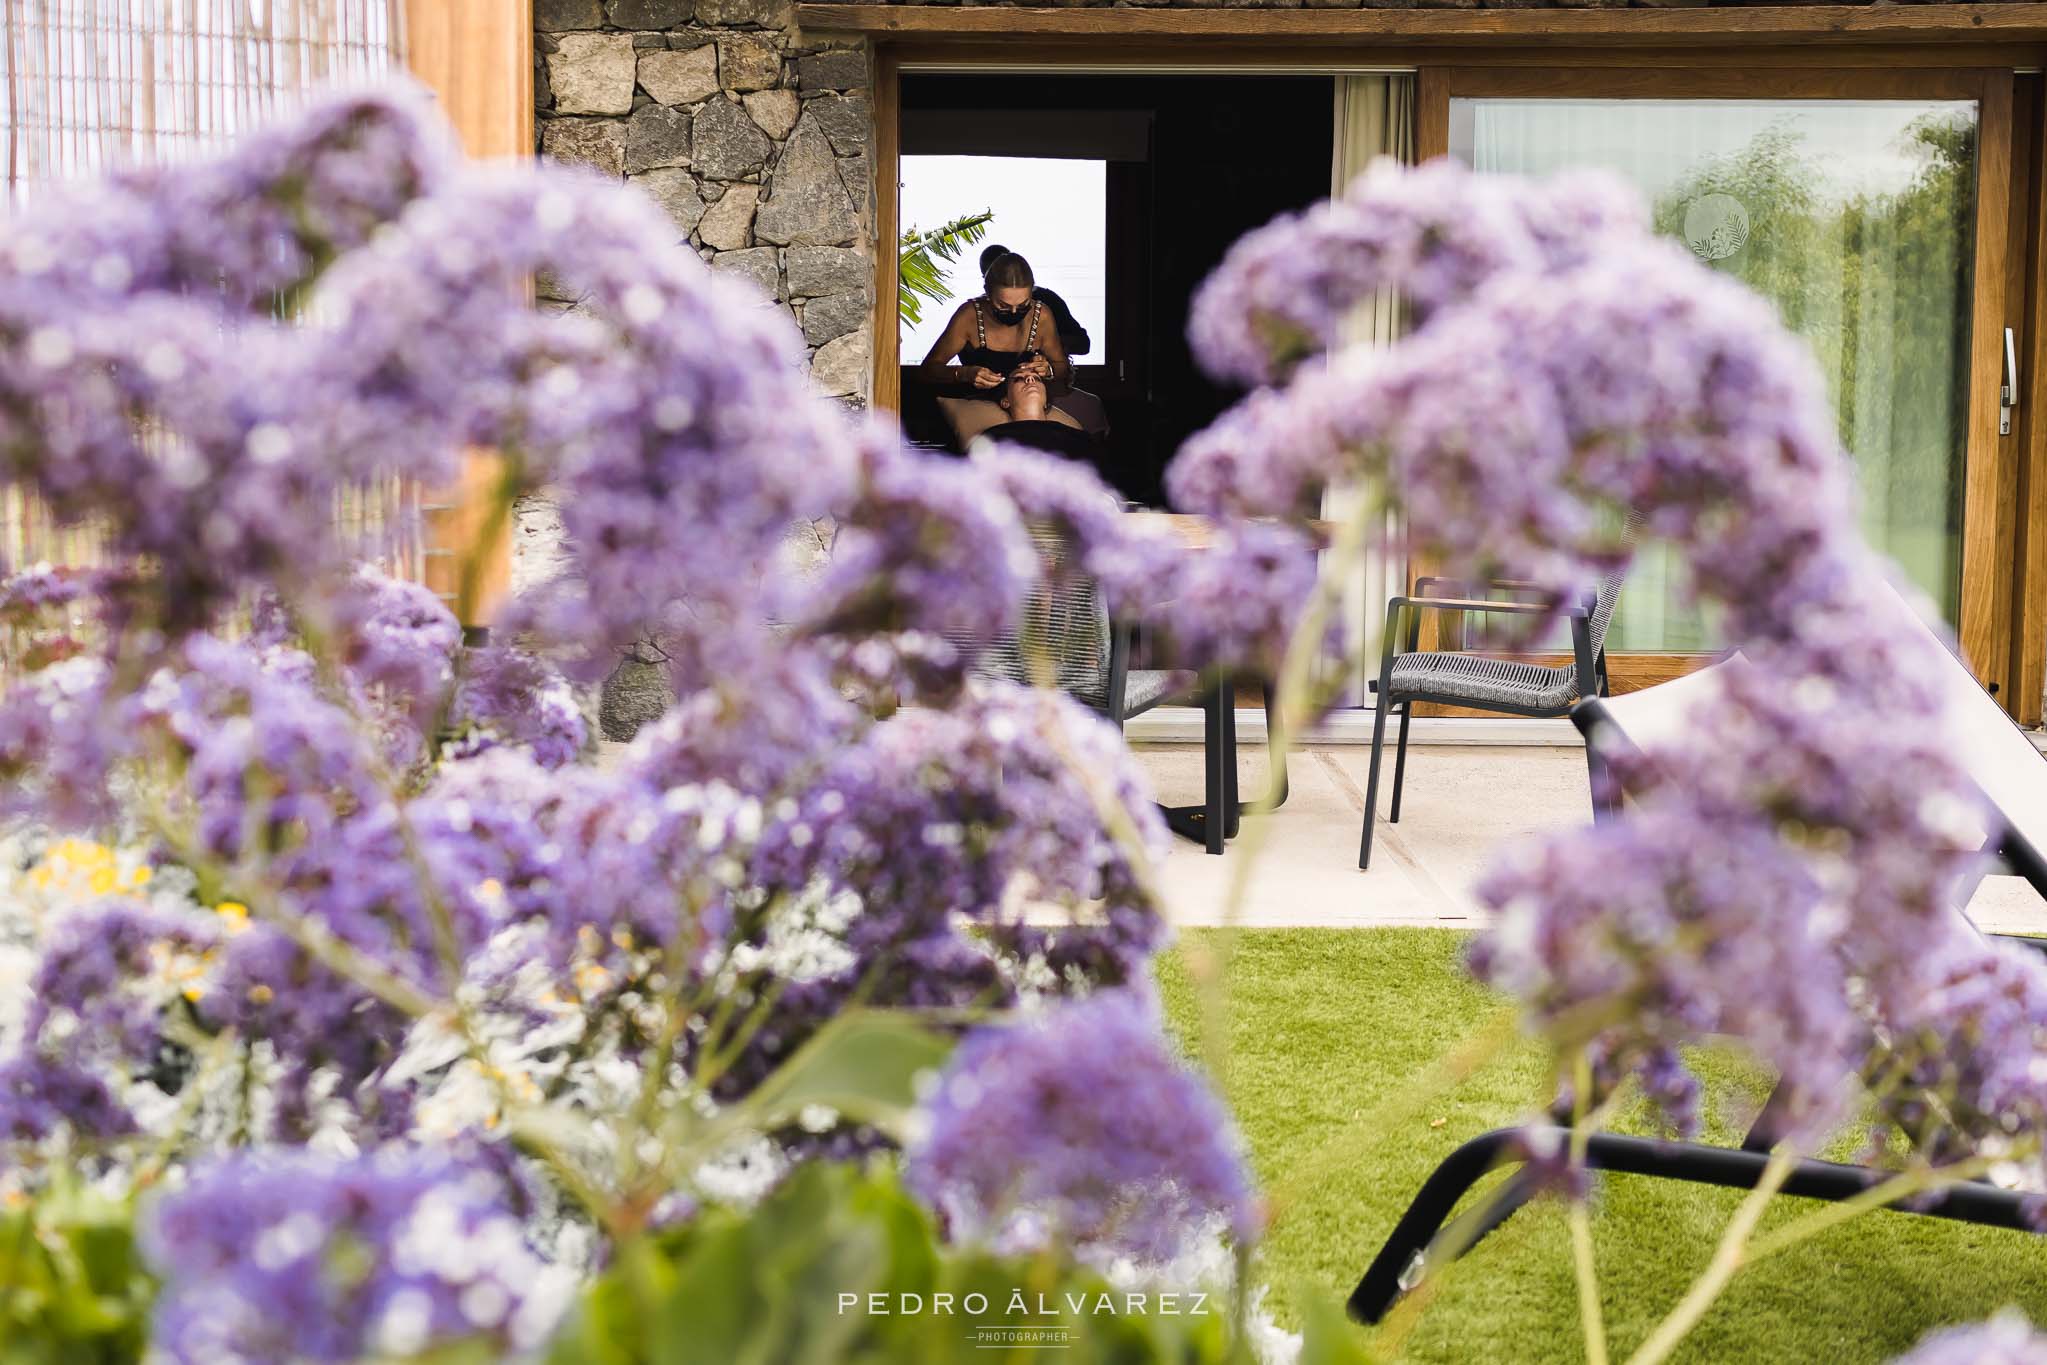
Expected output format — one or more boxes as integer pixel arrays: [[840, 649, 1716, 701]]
[[988, 301, 1030, 327]]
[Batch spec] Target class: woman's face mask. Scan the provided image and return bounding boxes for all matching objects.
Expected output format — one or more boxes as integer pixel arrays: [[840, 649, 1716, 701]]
[[988, 293, 1031, 327]]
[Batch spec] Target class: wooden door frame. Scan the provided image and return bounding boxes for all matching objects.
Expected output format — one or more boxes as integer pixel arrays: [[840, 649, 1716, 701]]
[[2007, 72, 2047, 726], [1416, 63, 2022, 704], [841, 13, 2047, 723]]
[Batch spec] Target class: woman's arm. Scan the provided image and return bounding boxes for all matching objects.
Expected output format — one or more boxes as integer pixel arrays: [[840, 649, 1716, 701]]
[[918, 303, 984, 385], [1033, 307, 1072, 385]]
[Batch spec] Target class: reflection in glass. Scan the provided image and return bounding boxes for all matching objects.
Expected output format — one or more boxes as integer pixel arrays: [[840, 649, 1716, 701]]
[[1450, 97, 1977, 650]]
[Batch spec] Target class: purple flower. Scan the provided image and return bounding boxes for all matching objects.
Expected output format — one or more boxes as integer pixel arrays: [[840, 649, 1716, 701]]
[[1183, 158, 2012, 1155], [449, 645, 588, 769], [1893, 1312, 2047, 1365], [0, 1051, 135, 1143], [143, 1146, 568, 1364], [798, 431, 1037, 677], [906, 989, 1258, 1262], [23, 901, 219, 1069], [753, 683, 1169, 989]]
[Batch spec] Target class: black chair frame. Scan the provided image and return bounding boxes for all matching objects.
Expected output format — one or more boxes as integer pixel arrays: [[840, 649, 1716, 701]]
[[1350, 695, 2047, 1325], [1361, 584, 1603, 869]]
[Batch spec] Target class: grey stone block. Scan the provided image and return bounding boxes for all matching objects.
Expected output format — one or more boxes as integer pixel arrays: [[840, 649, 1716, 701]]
[[638, 45, 719, 106], [547, 33, 637, 117], [801, 289, 868, 344], [838, 152, 867, 214], [535, 0, 606, 30], [624, 103, 692, 173], [632, 167, 708, 235], [743, 88, 801, 140], [797, 49, 865, 92], [698, 182, 760, 251], [599, 652, 671, 743], [809, 326, 868, 398], [541, 118, 628, 177], [608, 0, 694, 25], [805, 93, 870, 155], [711, 246, 783, 300], [692, 96, 773, 179], [785, 245, 866, 296], [755, 116, 859, 246], [717, 34, 784, 93], [697, 0, 795, 24]]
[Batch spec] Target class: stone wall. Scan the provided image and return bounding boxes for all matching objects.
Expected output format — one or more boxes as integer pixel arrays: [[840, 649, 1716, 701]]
[[535, 0, 874, 406]]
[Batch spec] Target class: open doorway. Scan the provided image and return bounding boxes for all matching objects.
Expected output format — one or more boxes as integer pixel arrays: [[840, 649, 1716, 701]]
[[896, 74, 1336, 506]]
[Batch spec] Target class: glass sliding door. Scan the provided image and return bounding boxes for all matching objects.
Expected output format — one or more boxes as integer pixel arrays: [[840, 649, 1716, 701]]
[[1425, 69, 2014, 685]]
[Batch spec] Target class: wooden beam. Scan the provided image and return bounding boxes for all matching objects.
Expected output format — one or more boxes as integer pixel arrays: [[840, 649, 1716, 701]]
[[405, 0, 533, 159], [800, 3, 2047, 47], [404, 0, 533, 625]]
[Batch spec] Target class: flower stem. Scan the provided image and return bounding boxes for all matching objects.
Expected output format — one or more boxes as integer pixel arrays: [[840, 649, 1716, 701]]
[[1569, 1051, 1609, 1365], [1742, 1152, 2005, 1265], [1623, 1147, 1796, 1365]]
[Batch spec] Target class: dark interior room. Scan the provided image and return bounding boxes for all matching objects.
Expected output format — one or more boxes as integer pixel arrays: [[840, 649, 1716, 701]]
[[898, 73, 1336, 505]]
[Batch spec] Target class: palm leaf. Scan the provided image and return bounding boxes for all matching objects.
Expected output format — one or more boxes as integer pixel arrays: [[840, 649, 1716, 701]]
[[897, 210, 994, 328]]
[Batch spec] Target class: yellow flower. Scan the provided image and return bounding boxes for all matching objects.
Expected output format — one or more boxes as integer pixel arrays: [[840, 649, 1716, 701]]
[[129, 866, 152, 887]]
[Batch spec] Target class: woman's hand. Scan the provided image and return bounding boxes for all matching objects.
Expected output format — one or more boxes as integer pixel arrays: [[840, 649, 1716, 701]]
[[962, 366, 1003, 390], [1016, 355, 1053, 380]]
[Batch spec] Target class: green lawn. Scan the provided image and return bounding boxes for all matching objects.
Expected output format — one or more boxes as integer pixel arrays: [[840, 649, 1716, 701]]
[[1155, 928, 2047, 1364]]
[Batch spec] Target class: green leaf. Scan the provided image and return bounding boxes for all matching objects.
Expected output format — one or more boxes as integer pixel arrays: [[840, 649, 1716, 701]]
[[898, 210, 993, 330], [729, 1008, 954, 1143]]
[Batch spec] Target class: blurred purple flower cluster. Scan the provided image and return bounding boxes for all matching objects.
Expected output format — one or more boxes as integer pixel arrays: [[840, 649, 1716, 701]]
[[1893, 1312, 2047, 1365], [907, 990, 1257, 1263], [0, 80, 1274, 1317], [1184, 155, 2041, 1164], [143, 1147, 569, 1363]]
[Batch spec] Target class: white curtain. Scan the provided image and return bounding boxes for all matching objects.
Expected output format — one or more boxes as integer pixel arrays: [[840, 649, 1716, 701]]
[[1325, 73, 1416, 705]]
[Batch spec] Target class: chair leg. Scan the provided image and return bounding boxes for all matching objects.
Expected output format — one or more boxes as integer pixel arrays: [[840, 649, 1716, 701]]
[[1388, 700, 1414, 824], [1222, 681, 1240, 839], [1360, 693, 1391, 869], [1204, 685, 1227, 856]]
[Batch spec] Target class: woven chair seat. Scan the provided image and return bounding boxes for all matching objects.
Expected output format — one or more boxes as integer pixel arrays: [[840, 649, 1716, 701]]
[[1388, 651, 1580, 713], [1073, 668, 1197, 716]]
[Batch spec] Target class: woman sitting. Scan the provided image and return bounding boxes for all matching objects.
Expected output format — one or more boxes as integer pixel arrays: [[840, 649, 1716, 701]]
[[918, 251, 1074, 449]]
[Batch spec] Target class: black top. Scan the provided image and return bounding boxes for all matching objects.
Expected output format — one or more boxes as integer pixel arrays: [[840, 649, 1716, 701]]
[[1032, 286, 1091, 358], [981, 419, 1096, 462], [957, 297, 1046, 377]]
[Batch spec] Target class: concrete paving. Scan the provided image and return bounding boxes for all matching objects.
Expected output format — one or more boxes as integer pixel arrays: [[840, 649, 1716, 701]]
[[1133, 742, 2047, 935]]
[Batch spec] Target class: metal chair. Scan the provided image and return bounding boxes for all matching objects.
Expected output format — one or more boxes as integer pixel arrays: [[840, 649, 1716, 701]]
[[1359, 557, 1630, 870], [974, 523, 1287, 854]]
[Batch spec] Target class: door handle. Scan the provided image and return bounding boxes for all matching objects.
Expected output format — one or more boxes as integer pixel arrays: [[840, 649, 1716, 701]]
[[2001, 326, 2018, 436]]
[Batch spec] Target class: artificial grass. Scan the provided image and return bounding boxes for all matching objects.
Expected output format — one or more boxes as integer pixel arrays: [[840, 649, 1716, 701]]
[[1155, 928, 2047, 1364]]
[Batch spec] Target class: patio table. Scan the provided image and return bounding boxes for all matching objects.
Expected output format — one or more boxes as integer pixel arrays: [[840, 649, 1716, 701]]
[[1120, 512, 1334, 853]]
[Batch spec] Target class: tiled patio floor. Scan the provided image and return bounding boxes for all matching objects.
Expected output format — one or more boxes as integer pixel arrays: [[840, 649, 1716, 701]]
[[1134, 740, 2047, 936]]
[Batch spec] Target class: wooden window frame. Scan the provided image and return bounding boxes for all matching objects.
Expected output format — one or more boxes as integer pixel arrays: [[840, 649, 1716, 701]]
[[1419, 65, 2020, 703]]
